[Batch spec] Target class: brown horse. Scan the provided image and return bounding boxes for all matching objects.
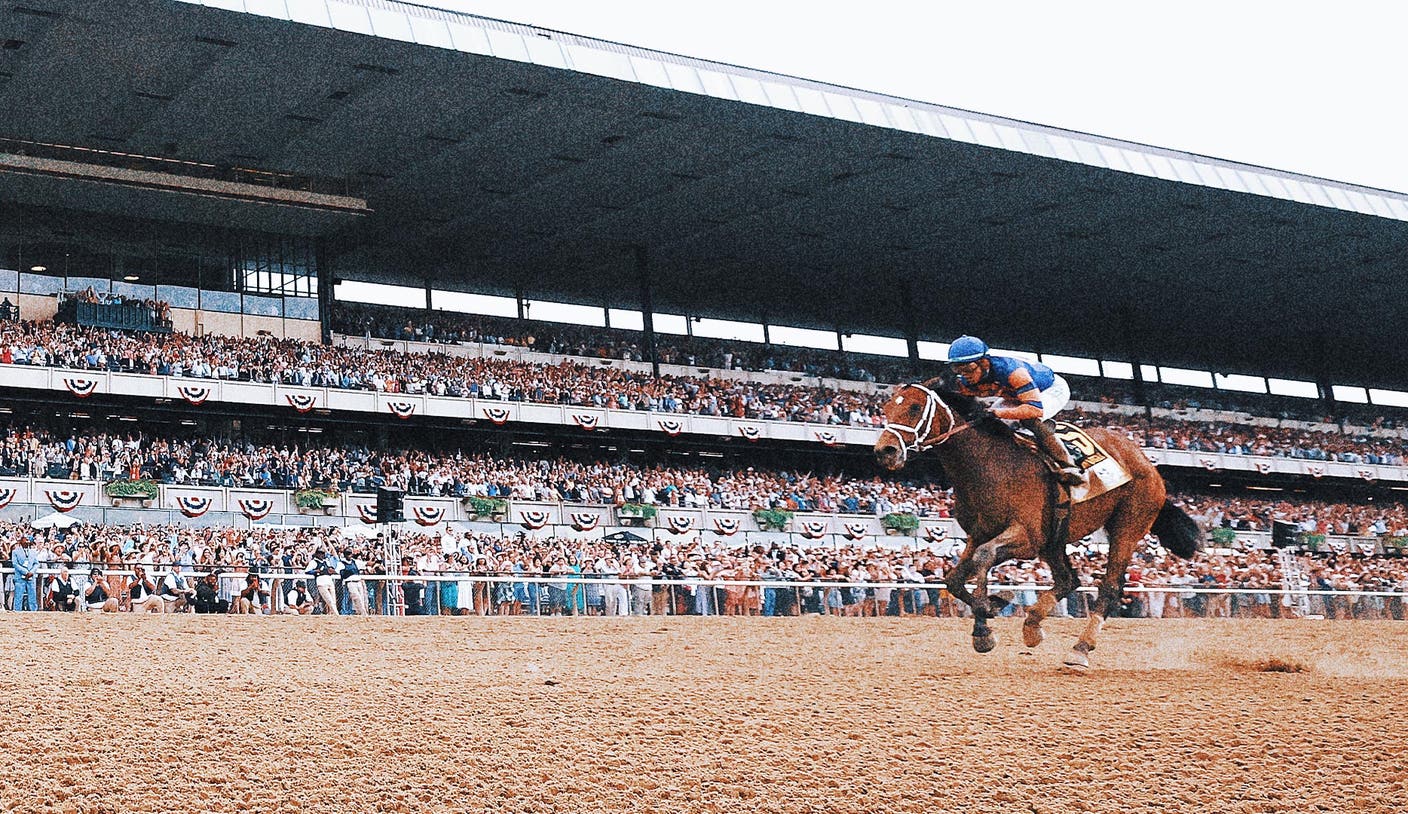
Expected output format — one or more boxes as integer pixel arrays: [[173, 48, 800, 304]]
[[873, 381, 1200, 669]]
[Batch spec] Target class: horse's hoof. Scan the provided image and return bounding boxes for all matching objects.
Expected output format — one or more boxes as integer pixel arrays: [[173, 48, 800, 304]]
[[1063, 649, 1090, 670], [973, 633, 997, 653], [1022, 623, 1045, 648]]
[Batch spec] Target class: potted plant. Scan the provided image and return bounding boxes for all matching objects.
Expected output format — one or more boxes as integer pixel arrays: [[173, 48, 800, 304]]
[[105, 478, 159, 508], [294, 488, 340, 516], [1209, 527, 1239, 547], [752, 507, 793, 532], [465, 495, 508, 521], [881, 512, 921, 536], [617, 502, 657, 527], [1383, 536, 1408, 558], [1300, 532, 1325, 553]]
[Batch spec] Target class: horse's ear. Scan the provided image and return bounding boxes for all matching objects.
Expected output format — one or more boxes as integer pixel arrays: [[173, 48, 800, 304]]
[[919, 373, 949, 391]]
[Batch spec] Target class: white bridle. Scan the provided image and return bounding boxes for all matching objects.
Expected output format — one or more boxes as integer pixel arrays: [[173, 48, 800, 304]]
[[879, 383, 968, 465]]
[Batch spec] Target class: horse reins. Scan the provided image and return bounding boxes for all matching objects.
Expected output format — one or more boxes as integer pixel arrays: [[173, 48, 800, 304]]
[[880, 383, 971, 464]]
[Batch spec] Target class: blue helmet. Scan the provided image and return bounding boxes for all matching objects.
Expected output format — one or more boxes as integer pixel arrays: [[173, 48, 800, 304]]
[[947, 335, 990, 364]]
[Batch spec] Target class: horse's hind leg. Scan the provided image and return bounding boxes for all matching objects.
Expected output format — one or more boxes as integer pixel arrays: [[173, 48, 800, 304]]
[[1065, 503, 1156, 670], [1024, 548, 1077, 649], [949, 525, 1029, 653]]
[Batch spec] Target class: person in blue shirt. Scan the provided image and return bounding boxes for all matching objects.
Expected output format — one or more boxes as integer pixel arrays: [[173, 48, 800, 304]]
[[947, 335, 1083, 485]]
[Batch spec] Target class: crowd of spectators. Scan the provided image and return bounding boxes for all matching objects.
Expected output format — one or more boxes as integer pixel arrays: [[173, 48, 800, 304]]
[[3, 521, 1403, 619]]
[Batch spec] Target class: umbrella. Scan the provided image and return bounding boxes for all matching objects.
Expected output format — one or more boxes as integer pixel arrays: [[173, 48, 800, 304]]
[[32, 512, 83, 530], [603, 530, 649, 544]]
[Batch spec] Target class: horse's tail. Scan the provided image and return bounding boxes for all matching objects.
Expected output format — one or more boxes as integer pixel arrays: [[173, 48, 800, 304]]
[[1151, 499, 1201, 559]]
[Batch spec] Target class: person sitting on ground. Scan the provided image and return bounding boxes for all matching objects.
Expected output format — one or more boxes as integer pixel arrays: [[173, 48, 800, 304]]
[[159, 565, 195, 613], [127, 565, 164, 613], [191, 572, 228, 614], [233, 573, 267, 614], [282, 582, 314, 615], [47, 566, 79, 611], [83, 568, 120, 612], [946, 334, 1083, 485]]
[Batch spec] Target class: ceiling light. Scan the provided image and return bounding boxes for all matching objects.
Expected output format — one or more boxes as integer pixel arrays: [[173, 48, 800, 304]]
[[30, 265, 46, 272], [124, 275, 140, 282]]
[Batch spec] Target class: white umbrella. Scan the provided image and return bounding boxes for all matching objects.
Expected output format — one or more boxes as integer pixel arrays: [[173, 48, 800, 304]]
[[31, 512, 83, 530]]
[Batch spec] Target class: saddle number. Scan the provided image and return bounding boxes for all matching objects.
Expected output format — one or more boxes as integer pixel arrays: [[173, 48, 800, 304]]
[[1054, 426, 1108, 470]]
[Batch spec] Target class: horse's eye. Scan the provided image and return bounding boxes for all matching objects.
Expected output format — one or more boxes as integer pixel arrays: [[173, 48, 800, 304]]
[[908, 403, 921, 416]]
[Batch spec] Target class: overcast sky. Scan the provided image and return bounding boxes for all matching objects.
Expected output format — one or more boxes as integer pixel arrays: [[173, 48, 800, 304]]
[[423, 0, 1406, 194]]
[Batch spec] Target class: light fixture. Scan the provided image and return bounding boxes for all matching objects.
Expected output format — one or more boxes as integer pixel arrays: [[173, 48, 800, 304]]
[[30, 265, 46, 272], [124, 275, 140, 282]]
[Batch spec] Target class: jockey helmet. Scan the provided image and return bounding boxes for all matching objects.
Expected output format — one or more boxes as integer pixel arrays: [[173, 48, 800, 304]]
[[947, 335, 990, 364]]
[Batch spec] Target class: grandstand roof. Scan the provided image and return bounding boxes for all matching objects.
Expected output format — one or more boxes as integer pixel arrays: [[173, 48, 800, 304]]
[[3, 0, 1407, 386]]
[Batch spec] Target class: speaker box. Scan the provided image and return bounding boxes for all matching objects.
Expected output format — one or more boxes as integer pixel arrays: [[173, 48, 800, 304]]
[[1271, 520, 1299, 549], [376, 487, 404, 524]]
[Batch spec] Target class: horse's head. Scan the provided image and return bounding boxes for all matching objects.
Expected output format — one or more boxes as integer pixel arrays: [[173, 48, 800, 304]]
[[873, 382, 963, 471]]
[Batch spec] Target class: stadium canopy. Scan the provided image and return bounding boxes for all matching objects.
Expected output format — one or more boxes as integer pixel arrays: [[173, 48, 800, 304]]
[[2, 0, 1406, 387]]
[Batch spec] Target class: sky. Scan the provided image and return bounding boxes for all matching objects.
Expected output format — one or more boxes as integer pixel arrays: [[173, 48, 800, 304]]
[[420, 0, 1408, 194]]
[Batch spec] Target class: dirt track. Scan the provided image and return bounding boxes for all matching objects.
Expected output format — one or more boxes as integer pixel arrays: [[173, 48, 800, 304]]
[[0, 616, 1403, 813]]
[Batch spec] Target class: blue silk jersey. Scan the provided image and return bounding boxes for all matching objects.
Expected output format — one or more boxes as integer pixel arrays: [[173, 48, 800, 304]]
[[955, 356, 1055, 405]]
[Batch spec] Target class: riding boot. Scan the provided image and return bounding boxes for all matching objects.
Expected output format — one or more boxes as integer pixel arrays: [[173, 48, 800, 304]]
[[1024, 419, 1084, 485]]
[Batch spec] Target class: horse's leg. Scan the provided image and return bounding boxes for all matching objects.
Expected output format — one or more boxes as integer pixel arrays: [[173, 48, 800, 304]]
[[1024, 547, 1077, 649], [1065, 504, 1155, 669], [950, 525, 1029, 653]]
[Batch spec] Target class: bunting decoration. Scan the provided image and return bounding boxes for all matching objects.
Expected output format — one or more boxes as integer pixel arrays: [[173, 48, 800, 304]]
[[664, 515, 695, 535], [737, 425, 762, 442], [0, 488, 16, 509], [1253, 460, 1273, 475], [62, 377, 98, 398], [236, 498, 274, 522], [798, 519, 829, 539], [1357, 468, 1377, 483], [387, 401, 416, 420], [657, 419, 684, 437], [356, 504, 379, 524], [483, 406, 511, 426], [923, 526, 949, 545], [842, 521, 870, 540], [286, 394, 317, 413], [520, 509, 551, 530], [569, 511, 601, 532], [711, 517, 740, 536], [1143, 450, 1162, 464], [1305, 464, 1325, 479], [46, 489, 83, 513], [572, 413, 600, 431], [815, 430, 840, 447], [1196, 456, 1218, 471], [175, 496, 212, 518], [176, 385, 210, 406], [412, 506, 445, 526]]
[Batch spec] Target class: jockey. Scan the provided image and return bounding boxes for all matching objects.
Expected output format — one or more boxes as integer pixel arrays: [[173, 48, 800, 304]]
[[946, 335, 1083, 485]]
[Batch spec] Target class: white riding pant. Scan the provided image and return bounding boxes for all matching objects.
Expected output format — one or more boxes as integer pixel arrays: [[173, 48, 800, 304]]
[[987, 374, 1070, 421]]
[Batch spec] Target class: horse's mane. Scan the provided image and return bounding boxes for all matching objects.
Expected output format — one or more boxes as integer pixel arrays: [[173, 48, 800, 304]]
[[916, 376, 1013, 439]]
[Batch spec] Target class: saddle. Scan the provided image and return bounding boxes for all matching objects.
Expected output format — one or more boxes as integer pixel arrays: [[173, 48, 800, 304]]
[[1013, 422, 1131, 505]]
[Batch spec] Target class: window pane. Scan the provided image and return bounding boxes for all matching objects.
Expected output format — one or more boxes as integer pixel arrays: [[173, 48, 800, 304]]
[[791, 86, 830, 116], [367, 7, 414, 41], [760, 81, 800, 111], [729, 75, 770, 107], [993, 124, 1026, 152], [937, 114, 975, 144], [337, 280, 423, 308], [853, 98, 890, 127], [916, 340, 950, 360], [966, 120, 1004, 149], [567, 44, 633, 79], [1096, 144, 1131, 172], [1139, 364, 1160, 383], [693, 317, 765, 343], [821, 92, 863, 122], [1101, 360, 1134, 380], [653, 313, 688, 335], [842, 333, 907, 357], [770, 325, 838, 350], [1332, 385, 1369, 404], [285, 1, 331, 26], [607, 308, 644, 330], [432, 289, 517, 318], [663, 63, 705, 94], [1160, 366, 1214, 388], [408, 16, 453, 49], [696, 69, 738, 99], [630, 57, 672, 89], [243, 0, 288, 17], [1369, 389, 1408, 408], [325, 2, 373, 34], [525, 299, 605, 327], [1041, 354, 1101, 377], [523, 35, 568, 69], [1214, 373, 1267, 393], [486, 30, 530, 62], [447, 21, 492, 54]]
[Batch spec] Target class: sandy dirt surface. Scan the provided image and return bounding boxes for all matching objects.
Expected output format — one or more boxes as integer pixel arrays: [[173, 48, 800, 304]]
[[0, 615, 1403, 814]]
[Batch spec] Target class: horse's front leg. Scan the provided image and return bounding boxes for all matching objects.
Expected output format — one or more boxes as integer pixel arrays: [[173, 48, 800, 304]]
[[1024, 549, 1077, 649], [949, 524, 1029, 653]]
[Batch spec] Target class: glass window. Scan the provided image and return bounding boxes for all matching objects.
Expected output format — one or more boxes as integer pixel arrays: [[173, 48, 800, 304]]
[[990, 346, 1039, 363], [566, 44, 632, 80], [1332, 385, 1369, 404], [1266, 378, 1318, 398], [1278, 178, 1314, 205], [1213, 165, 1249, 193], [852, 98, 890, 127], [1322, 185, 1352, 211], [696, 69, 739, 100], [432, 289, 517, 318], [156, 286, 199, 309], [1163, 157, 1201, 185], [1019, 131, 1059, 159], [1101, 360, 1134, 380], [821, 92, 863, 122], [243, 294, 282, 317], [1382, 197, 1408, 221], [447, 21, 492, 55], [1341, 189, 1376, 215], [630, 57, 672, 89], [1258, 173, 1289, 200], [693, 317, 765, 343], [285, 297, 320, 321], [791, 86, 831, 117], [486, 29, 530, 63], [0, 268, 17, 292], [966, 120, 1004, 149], [285, 0, 331, 26], [1236, 170, 1270, 197], [325, 2, 373, 35], [937, 114, 975, 144], [884, 104, 923, 133], [1095, 144, 1131, 172], [770, 325, 840, 350], [1300, 182, 1333, 208], [760, 81, 800, 112], [909, 109, 947, 138], [993, 124, 1027, 152], [523, 35, 567, 68], [1119, 148, 1156, 177], [1041, 354, 1101, 377], [663, 63, 705, 95], [1138, 364, 1160, 383], [842, 333, 907, 357], [366, 7, 414, 42], [1071, 139, 1106, 167], [242, 0, 288, 18], [200, 290, 242, 314], [408, 15, 453, 49], [1159, 366, 1214, 388], [916, 340, 950, 361], [1214, 373, 1267, 394], [524, 299, 606, 327], [336, 280, 423, 308], [201, 0, 247, 11], [652, 313, 688, 335], [729, 75, 770, 107], [1044, 135, 1081, 163], [19, 273, 62, 295], [1361, 193, 1392, 219], [1189, 162, 1223, 187], [1369, 389, 1408, 408], [607, 308, 644, 330]]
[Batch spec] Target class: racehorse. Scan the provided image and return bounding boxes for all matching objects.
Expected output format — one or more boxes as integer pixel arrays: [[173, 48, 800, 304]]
[[873, 380, 1201, 669]]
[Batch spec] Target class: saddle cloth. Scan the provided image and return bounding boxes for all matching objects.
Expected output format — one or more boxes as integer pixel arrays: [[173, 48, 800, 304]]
[[1016, 421, 1132, 504]]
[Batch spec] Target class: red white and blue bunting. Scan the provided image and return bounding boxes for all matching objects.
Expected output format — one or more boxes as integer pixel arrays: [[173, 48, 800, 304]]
[[412, 506, 445, 526], [737, 425, 762, 442], [63, 377, 98, 398], [387, 401, 416, 420], [1254, 460, 1273, 475], [237, 499, 274, 522], [923, 526, 949, 544], [46, 490, 83, 513], [711, 517, 740, 536], [664, 515, 695, 535], [0, 488, 15, 509], [286, 394, 317, 413], [657, 419, 684, 437], [177, 385, 210, 406], [483, 406, 511, 426], [1305, 464, 1325, 479], [1143, 450, 1162, 464], [842, 521, 870, 540], [815, 430, 840, 447], [571, 413, 600, 432], [175, 496, 212, 518], [798, 519, 829, 539], [520, 509, 551, 530], [1196, 456, 1218, 471], [1358, 468, 1377, 482], [356, 504, 379, 524], [570, 511, 601, 532]]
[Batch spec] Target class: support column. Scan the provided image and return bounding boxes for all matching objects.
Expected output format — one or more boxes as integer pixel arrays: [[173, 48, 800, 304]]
[[1120, 305, 1150, 419], [515, 286, 526, 321], [899, 279, 921, 377], [635, 245, 659, 378], [315, 238, 332, 344]]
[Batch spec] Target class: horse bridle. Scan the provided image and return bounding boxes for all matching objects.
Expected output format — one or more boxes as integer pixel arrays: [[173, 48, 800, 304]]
[[880, 383, 970, 464]]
